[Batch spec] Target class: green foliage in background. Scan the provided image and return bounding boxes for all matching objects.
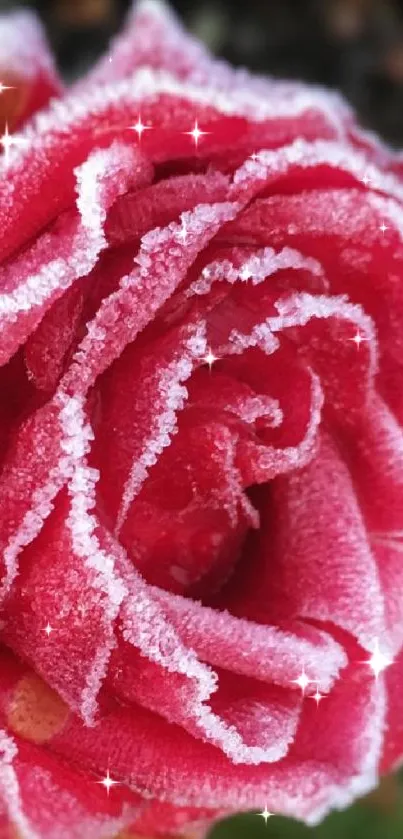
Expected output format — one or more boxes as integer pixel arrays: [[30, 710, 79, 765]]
[[210, 776, 403, 839]]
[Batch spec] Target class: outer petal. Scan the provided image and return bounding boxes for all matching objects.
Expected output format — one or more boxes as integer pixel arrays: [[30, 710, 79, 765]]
[[342, 395, 403, 653], [42, 666, 385, 826], [0, 84, 367, 265], [0, 10, 62, 129], [381, 647, 403, 772], [85, 0, 350, 143], [0, 727, 138, 839]]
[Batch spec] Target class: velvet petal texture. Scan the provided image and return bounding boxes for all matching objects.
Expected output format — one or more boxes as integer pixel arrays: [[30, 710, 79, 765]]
[[0, 2, 402, 838]]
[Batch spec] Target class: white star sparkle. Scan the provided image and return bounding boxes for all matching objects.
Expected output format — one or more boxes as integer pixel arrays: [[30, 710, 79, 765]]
[[43, 623, 54, 637], [0, 82, 14, 94], [203, 349, 218, 370], [0, 123, 26, 165], [184, 120, 209, 147], [309, 687, 326, 706], [130, 116, 151, 140], [292, 667, 311, 695], [366, 639, 393, 679], [97, 770, 119, 796], [361, 173, 371, 187], [379, 222, 388, 235], [258, 806, 274, 824], [348, 330, 368, 349]]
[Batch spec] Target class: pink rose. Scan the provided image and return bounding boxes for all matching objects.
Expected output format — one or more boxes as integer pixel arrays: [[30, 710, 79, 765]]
[[0, 2, 402, 838]]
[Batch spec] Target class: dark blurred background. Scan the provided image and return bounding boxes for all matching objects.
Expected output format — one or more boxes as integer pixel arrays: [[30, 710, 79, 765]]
[[5, 0, 403, 144], [1, 0, 403, 836]]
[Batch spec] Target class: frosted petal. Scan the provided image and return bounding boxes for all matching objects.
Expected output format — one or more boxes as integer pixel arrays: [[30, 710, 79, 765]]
[[85, 0, 350, 138], [263, 432, 389, 652], [39, 667, 385, 826], [2, 395, 126, 722], [0, 732, 138, 839], [232, 138, 403, 206], [0, 9, 61, 126], [62, 201, 239, 395], [0, 142, 147, 366]]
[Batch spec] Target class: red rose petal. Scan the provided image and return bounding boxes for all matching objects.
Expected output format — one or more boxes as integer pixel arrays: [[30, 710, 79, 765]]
[[110, 576, 301, 765], [24, 285, 85, 392], [0, 142, 149, 367], [105, 170, 230, 245], [229, 139, 403, 206], [62, 201, 239, 397], [1, 389, 308, 764], [341, 394, 403, 652], [250, 432, 388, 652], [0, 200, 237, 603], [43, 665, 384, 826], [86, 0, 350, 148], [0, 2, 401, 830], [222, 189, 403, 384], [0, 731, 138, 839], [2, 524, 301, 767], [127, 798, 222, 839], [84, 0, 212, 86], [381, 646, 403, 772], [0, 10, 62, 128], [0, 81, 363, 266], [146, 588, 347, 692], [2, 394, 126, 723], [94, 320, 206, 533], [114, 419, 252, 596], [0, 400, 64, 602], [95, 327, 262, 595], [24, 243, 141, 395]]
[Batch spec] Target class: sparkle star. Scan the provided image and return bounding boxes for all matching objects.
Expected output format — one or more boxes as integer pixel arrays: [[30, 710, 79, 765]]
[[366, 639, 393, 679], [0, 82, 14, 94], [0, 123, 25, 165], [379, 222, 388, 235], [130, 116, 151, 140], [203, 349, 218, 370], [97, 770, 119, 796], [184, 120, 209, 147], [292, 667, 311, 694], [349, 330, 368, 349], [361, 173, 371, 186], [43, 623, 54, 637], [259, 806, 274, 824], [310, 687, 325, 706]]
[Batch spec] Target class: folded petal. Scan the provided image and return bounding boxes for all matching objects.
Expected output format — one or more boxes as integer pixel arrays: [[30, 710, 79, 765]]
[[2, 394, 126, 723], [243, 432, 388, 652], [41, 665, 385, 826], [0, 142, 149, 366]]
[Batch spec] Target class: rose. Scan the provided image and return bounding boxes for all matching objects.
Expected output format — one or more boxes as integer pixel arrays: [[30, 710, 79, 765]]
[[0, 1, 402, 837]]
